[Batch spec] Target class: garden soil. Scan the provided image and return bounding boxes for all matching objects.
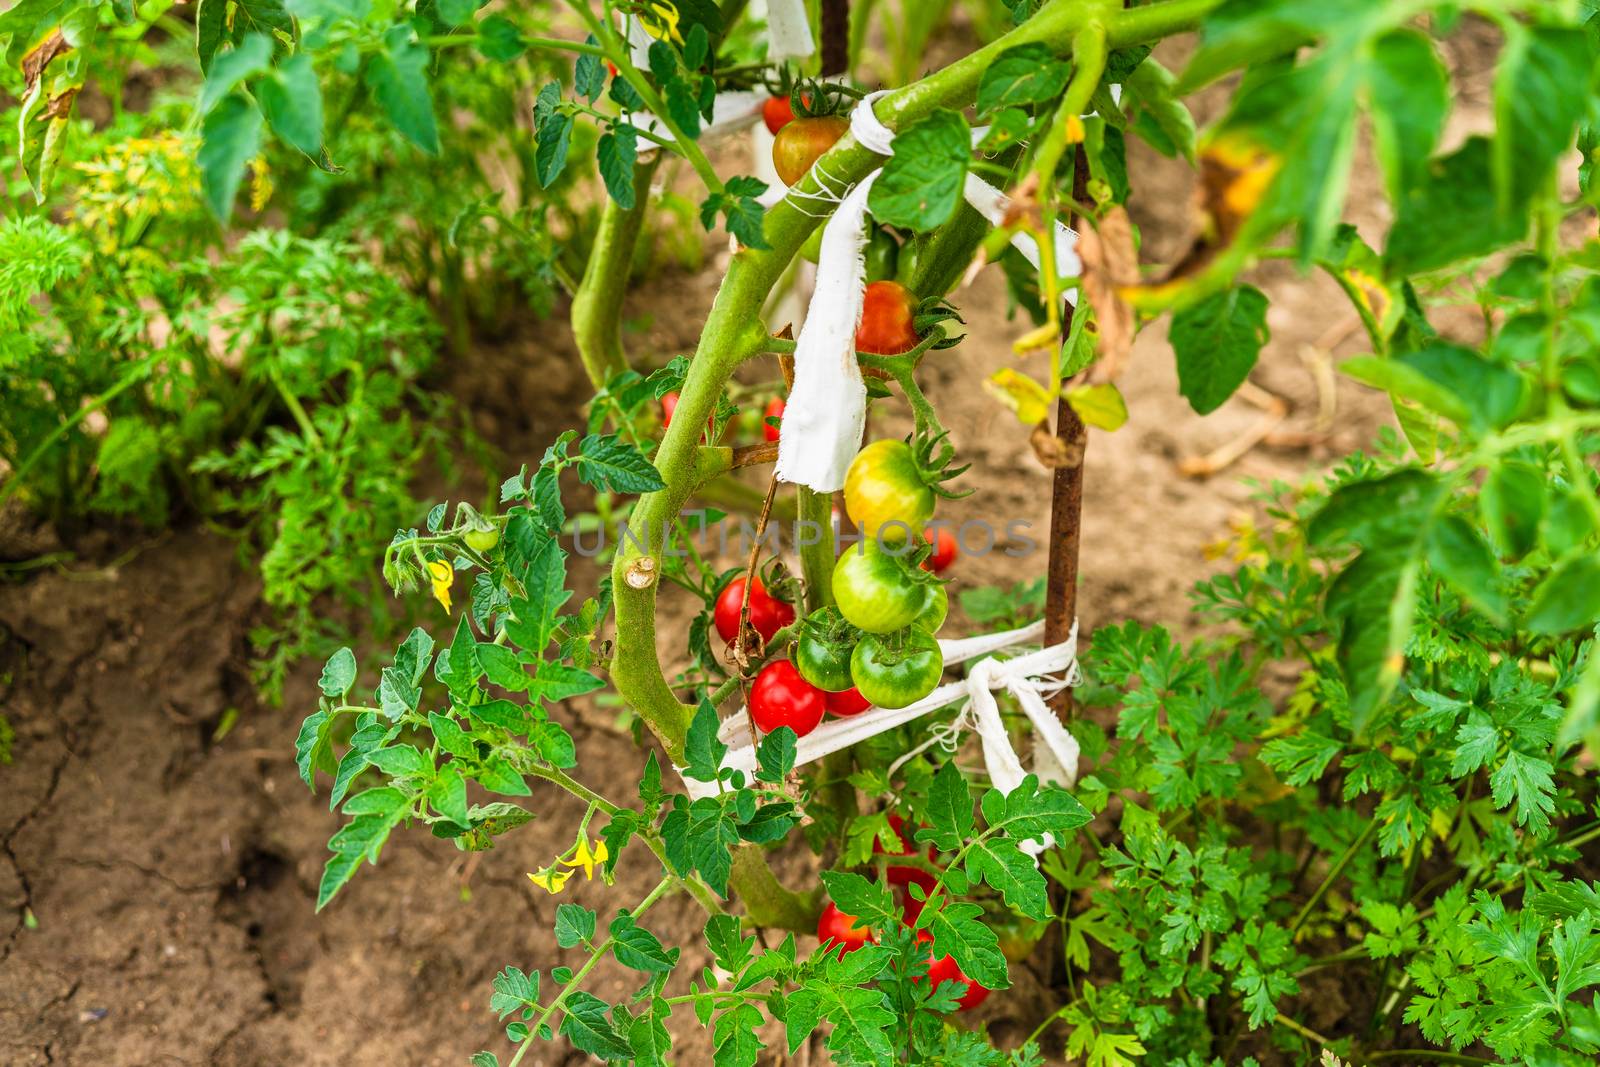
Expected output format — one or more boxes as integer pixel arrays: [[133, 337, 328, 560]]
[[0, 30, 1499, 1067]]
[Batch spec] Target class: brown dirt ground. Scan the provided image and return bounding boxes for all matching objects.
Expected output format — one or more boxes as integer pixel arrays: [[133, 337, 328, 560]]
[[0, 29, 1509, 1066]]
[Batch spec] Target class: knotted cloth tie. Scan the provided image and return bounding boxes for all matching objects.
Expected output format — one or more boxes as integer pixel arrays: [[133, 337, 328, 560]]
[[680, 620, 1081, 853]]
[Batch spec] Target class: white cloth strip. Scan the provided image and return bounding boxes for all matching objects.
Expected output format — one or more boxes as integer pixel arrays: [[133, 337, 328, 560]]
[[765, 0, 815, 60], [684, 621, 1081, 857], [771, 173, 875, 491]]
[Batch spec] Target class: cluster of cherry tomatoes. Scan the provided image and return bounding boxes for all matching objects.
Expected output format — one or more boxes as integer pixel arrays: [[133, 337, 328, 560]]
[[816, 814, 990, 1012]]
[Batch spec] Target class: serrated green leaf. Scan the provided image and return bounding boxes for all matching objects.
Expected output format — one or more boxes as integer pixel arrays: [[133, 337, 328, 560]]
[[318, 647, 357, 697], [868, 108, 970, 232], [597, 125, 639, 209], [556, 902, 596, 947], [975, 43, 1070, 116], [367, 32, 439, 153], [198, 93, 263, 221], [1170, 284, 1269, 415]]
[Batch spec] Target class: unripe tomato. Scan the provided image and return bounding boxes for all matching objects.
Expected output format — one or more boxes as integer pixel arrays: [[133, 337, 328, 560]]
[[865, 228, 899, 283], [464, 526, 500, 552], [844, 440, 936, 544], [749, 660, 826, 738], [795, 627, 855, 692], [832, 540, 927, 633], [855, 280, 919, 355], [920, 932, 990, 1011], [826, 686, 872, 716], [921, 526, 958, 574], [799, 225, 825, 263], [817, 901, 873, 958], [714, 576, 796, 644], [772, 115, 849, 186], [762, 94, 795, 134], [850, 627, 943, 710], [914, 583, 947, 633], [763, 397, 785, 443]]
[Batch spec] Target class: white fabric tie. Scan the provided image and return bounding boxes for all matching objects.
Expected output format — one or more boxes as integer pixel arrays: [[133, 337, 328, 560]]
[[684, 620, 1082, 854], [764, 0, 815, 60]]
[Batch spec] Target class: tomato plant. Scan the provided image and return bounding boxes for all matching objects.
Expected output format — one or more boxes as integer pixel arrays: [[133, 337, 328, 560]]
[[15, 0, 1600, 1065]]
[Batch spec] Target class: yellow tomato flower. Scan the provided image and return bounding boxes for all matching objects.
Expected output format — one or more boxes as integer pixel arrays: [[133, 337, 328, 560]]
[[427, 559, 454, 612], [527, 867, 571, 894], [637, 1, 684, 45], [562, 836, 609, 880]]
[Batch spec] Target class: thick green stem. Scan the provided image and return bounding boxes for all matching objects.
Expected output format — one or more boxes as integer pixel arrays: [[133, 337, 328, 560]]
[[571, 155, 661, 388], [731, 844, 821, 930], [796, 487, 836, 612]]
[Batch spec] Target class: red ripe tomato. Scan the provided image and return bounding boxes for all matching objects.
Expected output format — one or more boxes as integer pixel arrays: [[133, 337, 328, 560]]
[[713, 576, 796, 644], [772, 115, 849, 186], [919, 932, 990, 1011], [763, 397, 785, 443], [749, 660, 826, 738], [921, 526, 958, 574], [877, 813, 939, 900], [817, 901, 873, 959], [855, 281, 919, 355], [660, 391, 680, 426], [762, 94, 795, 134], [606, 60, 619, 77], [826, 686, 871, 716]]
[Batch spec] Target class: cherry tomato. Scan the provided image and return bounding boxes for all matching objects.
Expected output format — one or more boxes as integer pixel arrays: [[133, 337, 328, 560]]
[[920, 932, 990, 1012], [464, 527, 500, 553], [794, 613, 856, 692], [762, 94, 795, 134], [877, 813, 938, 901], [714, 576, 796, 645], [660, 391, 680, 425], [772, 115, 849, 186], [832, 540, 928, 633], [914, 583, 948, 633], [844, 440, 935, 544], [921, 526, 958, 574], [763, 397, 785, 443], [850, 627, 943, 709], [826, 686, 872, 716], [817, 901, 873, 959], [855, 280, 919, 355], [865, 228, 899, 284], [749, 660, 826, 738]]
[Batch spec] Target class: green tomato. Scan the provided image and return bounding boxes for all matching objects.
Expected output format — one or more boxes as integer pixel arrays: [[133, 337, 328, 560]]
[[832, 540, 928, 633], [915, 582, 948, 633], [800, 225, 824, 263], [794, 607, 858, 692], [464, 526, 500, 552], [844, 439, 935, 544], [865, 227, 898, 282], [850, 627, 944, 709]]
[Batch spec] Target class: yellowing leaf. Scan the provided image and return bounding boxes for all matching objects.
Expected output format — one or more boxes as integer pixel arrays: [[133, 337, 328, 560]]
[[428, 559, 454, 613], [1066, 382, 1128, 431], [1011, 320, 1061, 357], [637, 2, 685, 45], [984, 368, 1054, 425]]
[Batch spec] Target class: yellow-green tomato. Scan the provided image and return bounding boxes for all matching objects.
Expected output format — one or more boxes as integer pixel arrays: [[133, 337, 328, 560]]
[[832, 540, 927, 633], [914, 583, 947, 633], [844, 439, 935, 544], [464, 526, 500, 552]]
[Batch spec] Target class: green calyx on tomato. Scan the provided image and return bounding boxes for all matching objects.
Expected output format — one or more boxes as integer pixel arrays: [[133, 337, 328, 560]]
[[793, 606, 861, 692], [831, 538, 939, 634], [850, 626, 943, 709]]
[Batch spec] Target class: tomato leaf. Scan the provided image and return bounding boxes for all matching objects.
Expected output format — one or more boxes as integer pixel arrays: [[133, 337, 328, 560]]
[[975, 42, 1069, 116], [366, 31, 438, 153], [868, 108, 970, 232], [197, 92, 263, 221], [1525, 557, 1600, 636], [533, 82, 571, 186], [1170, 284, 1269, 415]]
